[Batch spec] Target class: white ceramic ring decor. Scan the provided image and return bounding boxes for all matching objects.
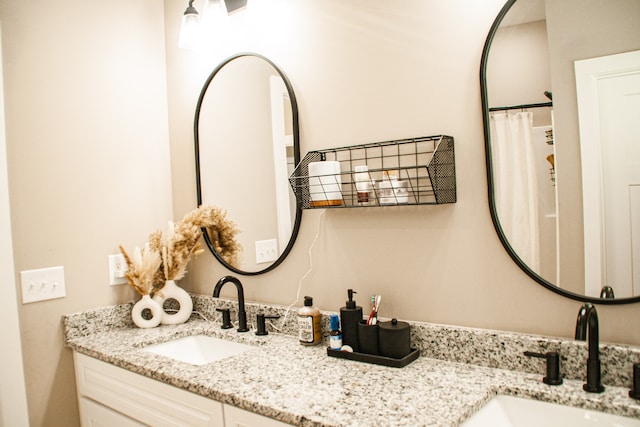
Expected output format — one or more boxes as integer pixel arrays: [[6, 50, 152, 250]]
[[152, 280, 193, 325], [131, 295, 163, 328]]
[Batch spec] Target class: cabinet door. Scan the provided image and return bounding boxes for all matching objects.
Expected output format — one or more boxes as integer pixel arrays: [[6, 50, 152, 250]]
[[223, 405, 292, 427], [79, 397, 146, 427], [74, 352, 224, 427]]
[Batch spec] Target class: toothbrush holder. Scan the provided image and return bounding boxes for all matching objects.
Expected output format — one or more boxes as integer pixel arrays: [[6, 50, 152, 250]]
[[357, 320, 379, 355]]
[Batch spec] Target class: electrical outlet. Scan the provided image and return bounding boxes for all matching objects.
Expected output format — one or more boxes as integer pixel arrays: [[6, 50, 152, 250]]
[[255, 239, 278, 264], [108, 254, 128, 286], [20, 266, 66, 304]]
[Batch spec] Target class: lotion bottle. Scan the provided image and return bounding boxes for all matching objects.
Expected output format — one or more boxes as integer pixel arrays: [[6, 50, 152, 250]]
[[298, 296, 321, 346], [354, 165, 372, 205], [340, 289, 362, 352], [378, 171, 395, 205]]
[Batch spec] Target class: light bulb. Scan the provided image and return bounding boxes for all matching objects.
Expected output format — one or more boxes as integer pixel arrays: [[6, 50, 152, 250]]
[[178, 1, 200, 49], [200, 0, 230, 42]]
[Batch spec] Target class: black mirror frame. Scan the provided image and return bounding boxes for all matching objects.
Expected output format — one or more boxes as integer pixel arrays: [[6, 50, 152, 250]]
[[480, 0, 640, 304], [194, 52, 303, 276]]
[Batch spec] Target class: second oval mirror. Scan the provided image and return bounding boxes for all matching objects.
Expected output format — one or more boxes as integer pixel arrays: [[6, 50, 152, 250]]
[[481, 0, 640, 302], [195, 53, 302, 275]]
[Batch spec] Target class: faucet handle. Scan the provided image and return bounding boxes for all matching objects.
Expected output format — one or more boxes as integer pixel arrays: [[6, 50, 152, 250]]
[[524, 351, 563, 385], [255, 314, 280, 336], [216, 308, 233, 329]]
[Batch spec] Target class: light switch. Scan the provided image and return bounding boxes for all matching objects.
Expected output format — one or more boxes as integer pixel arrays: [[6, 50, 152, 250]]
[[20, 266, 66, 304], [255, 239, 278, 264], [108, 254, 128, 286]]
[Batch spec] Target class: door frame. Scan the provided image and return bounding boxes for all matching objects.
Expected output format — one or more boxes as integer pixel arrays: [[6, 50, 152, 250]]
[[0, 22, 30, 426], [575, 49, 640, 297]]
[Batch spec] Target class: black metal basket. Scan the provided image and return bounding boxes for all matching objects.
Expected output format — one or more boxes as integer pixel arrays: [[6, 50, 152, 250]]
[[289, 135, 456, 209]]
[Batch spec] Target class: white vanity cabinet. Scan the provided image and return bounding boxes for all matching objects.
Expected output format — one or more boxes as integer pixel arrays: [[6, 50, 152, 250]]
[[78, 396, 146, 426], [74, 352, 224, 426], [223, 405, 292, 427], [74, 352, 294, 427]]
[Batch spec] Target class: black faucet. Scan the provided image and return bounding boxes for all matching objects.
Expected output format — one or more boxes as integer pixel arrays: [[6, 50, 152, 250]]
[[575, 303, 604, 393], [213, 276, 249, 332]]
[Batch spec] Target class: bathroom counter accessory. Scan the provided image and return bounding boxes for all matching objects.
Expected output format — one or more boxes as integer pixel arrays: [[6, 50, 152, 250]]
[[326, 346, 420, 368], [289, 135, 456, 208]]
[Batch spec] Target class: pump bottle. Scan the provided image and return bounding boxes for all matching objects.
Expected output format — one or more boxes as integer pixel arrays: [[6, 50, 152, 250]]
[[298, 296, 321, 346], [340, 289, 362, 352]]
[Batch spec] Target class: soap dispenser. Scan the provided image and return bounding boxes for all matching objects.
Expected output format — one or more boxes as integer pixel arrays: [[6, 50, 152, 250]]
[[340, 289, 363, 352], [298, 296, 321, 346]]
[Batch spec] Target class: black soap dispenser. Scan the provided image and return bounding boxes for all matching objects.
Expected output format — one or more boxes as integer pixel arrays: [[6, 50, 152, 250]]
[[340, 289, 363, 352]]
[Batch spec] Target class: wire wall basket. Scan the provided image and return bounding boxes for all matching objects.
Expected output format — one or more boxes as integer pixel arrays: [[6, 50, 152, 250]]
[[289, 135, 456, 209]]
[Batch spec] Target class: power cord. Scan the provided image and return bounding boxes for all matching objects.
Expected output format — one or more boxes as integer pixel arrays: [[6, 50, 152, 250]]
[[273, 210, 327, 332]]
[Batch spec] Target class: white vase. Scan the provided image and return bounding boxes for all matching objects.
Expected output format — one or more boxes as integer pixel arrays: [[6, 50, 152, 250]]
[[152, 280, 193, 325], [131, 295, 162, 328]]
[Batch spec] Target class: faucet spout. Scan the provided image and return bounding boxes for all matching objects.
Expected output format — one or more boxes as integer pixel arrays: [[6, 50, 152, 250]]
[[575, 303, 604, 393], [213, 275, 249, 332]]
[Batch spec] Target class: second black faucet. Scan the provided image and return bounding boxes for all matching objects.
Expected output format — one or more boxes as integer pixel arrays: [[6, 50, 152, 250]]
[[575, 303, 604, 393]]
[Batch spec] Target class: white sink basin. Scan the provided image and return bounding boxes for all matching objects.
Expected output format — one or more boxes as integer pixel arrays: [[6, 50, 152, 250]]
[[144, 335, 255, 365], [462, 395, 640, 426]]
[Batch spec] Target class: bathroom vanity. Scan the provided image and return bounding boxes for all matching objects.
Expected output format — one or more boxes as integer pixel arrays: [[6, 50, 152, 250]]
[[64, 297, 640, 426], [74, 352, 288, 426]]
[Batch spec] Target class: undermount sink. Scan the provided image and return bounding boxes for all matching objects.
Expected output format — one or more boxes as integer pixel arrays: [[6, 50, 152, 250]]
[[461, 395, 640, 427], [144, 335, 255, 365]]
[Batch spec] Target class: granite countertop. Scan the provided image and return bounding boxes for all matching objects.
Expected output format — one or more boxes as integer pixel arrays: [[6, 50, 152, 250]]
[[64, 316, 640, 426]]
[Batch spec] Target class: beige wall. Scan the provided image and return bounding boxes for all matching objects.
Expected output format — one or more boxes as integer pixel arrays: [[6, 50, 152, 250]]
[[168, 0, 640, 349], [1, 0, 172, 425], [2, 0, 640, 426]]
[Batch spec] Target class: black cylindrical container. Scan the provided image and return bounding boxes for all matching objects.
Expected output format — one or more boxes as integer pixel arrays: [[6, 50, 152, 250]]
[[357, 320, 378, 355], [340, 289, 362, 352], [378, 318, 411, 359]]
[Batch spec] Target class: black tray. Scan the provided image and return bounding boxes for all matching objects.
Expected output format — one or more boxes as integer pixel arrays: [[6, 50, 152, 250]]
[[326, 347, 420, 368]]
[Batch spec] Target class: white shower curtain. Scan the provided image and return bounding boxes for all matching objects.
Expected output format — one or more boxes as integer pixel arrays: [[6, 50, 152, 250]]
[[491, 112, 540, 270]]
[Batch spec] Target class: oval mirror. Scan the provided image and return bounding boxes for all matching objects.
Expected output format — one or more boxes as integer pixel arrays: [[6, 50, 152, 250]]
[[195, 53, 302, 275], [481, 0, 640, 303]]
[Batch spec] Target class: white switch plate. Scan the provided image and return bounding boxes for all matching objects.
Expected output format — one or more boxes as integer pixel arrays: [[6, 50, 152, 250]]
[[255, 239, 278, 264], [108, 254, 128, 286], [20, 266, 66, 304]]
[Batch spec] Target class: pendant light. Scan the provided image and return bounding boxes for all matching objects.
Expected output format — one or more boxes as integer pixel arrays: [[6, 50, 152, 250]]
[[178, 0, 200, 50]]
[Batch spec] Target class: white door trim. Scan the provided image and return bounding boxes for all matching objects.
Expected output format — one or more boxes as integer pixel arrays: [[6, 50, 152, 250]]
[[0, 22, 30, 426], [575, 49, 640, 297]]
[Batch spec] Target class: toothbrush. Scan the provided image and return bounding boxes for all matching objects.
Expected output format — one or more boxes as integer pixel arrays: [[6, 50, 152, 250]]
[[372, 295, 381, 325], [367, 294, 382, 325], [366, 294, 376, 325]]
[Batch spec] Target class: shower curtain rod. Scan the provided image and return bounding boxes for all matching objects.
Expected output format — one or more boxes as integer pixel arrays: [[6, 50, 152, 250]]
[[489, 101, 553, 112]]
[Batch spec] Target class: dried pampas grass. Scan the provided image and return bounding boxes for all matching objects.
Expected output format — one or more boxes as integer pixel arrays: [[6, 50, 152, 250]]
[[161, 205, 241, 280], [194, 205, 242, 268], [160, 220, 203, 281], [119, 205, 242, 290], [119, 243, 162, 296]]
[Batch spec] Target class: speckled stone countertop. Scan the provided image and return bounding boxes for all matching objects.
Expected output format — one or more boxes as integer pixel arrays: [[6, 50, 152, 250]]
[[63, 297, 640, 426]]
